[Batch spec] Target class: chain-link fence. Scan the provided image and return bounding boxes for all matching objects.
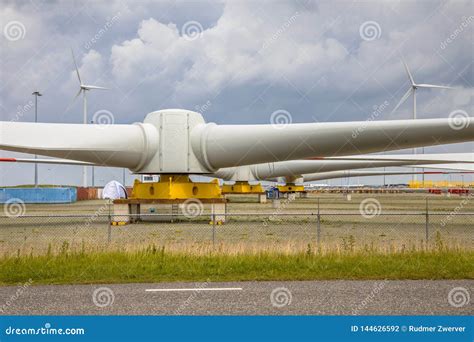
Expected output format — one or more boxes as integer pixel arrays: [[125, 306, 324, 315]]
[[1, 199, 472, 255]]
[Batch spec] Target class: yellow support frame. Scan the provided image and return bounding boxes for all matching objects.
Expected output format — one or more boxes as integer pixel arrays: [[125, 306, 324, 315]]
[[131, 174, 222, 199], [221, 181, 264, 194], [277, 183, 305, 193]]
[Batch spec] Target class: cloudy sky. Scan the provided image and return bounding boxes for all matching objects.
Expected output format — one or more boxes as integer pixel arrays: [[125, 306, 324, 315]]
[[0, 0, 472, 186]]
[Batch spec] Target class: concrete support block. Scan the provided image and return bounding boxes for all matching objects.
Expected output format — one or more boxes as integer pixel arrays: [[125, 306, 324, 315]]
[[112, 203, 130, 223], [272, 199, 281, 209], [211, 202, 227, 223]]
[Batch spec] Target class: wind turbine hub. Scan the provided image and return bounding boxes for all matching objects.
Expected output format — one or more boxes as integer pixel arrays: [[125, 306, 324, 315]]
[[138, 109, 214, 174]]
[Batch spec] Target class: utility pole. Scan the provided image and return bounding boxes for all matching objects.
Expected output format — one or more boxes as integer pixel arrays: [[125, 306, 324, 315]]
[[421, 146, 425, 187], [383, 167, 386, 188], [32, 91, 42, 187], [90, 119, 95, 187], [83, 90, 88, 187], [413, 87, 417, 183]]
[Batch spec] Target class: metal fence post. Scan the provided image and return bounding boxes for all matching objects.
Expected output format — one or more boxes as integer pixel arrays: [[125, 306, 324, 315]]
[[317, 198, 321, 245], [212, 212, 216, 248], [107, 199, 112, 244], [425, 198, 429, 244]]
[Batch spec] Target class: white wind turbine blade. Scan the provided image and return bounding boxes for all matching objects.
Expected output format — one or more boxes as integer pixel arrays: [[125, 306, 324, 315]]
[[73, 87, 82, 101], [0, 157, 94, 166], [391, 87, 412, 114], [82, 85, 109, 90], [1, 114, 473, 173], [322, 153, 474, 163], [70, 48, 82, 85], [415, 163, 474, 171], [196, 117, 474, 169], [302, 169, 470, 182], [415, 84, 455, 90], [0, 121, 159, 169], [401, 58, 415, 85], [64, 88, 83, 113]]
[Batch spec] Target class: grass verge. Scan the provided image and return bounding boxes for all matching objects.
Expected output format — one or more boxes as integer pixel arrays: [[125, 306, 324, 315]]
[[1, 247, 472, 285]]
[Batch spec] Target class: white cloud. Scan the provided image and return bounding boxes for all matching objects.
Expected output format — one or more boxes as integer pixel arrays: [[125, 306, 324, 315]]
[[0, 0, 472, 186], [107, 0, 472, 106]]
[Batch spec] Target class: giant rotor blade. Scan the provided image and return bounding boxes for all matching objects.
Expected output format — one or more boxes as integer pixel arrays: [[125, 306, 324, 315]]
[[402, 58, 415, 85], [302, 169, 471, 182], [414, 163, 474, 171], [1, 114, 473, 174], [251, 154, 473, 180], [71, 48, 82, 85], [317, 153, 474, 163], [415, 84, 454, 90], [211, 153, 474, 182], [64, 88, 83, 113], [5, 153, 473, 181], [193, 117, 474, 170], [390, 88, 412, 114], [83, 85, 108, 90], [0, 121, 158, 171], [0, 157, 94, 166]]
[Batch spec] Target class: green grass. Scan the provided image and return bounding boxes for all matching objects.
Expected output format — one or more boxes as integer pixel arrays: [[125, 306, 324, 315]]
[[1, 248, 472, 285]]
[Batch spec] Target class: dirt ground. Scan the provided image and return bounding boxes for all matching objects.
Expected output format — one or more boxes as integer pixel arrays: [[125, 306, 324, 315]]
[[0, 193, 472, 254]]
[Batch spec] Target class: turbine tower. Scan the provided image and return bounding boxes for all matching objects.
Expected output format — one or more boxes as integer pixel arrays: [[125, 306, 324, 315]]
[[70, 49, 108, 187], [391, 58, 454, 182]]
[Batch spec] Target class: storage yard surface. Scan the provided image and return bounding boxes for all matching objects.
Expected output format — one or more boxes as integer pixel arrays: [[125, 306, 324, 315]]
[[1, 193, 472, 255]]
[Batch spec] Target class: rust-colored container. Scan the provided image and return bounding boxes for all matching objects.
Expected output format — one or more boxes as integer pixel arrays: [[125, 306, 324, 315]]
[[76, 187, 99, 200]]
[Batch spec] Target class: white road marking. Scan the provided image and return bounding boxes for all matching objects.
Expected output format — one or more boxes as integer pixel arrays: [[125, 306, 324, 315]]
[[145, 287, 243, 292]]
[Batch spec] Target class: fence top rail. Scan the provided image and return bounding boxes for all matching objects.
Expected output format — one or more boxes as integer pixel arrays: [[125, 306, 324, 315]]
[[1, 212, 474, 219]]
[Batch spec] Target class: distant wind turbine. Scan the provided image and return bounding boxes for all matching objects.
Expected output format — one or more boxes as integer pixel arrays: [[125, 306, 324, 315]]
[[392, 58, 454, 182], [69, 48, 108, 187], [392, 58, 454, 119]]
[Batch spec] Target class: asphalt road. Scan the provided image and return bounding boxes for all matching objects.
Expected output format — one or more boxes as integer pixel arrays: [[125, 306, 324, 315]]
[[0, 280, 472, 315]]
